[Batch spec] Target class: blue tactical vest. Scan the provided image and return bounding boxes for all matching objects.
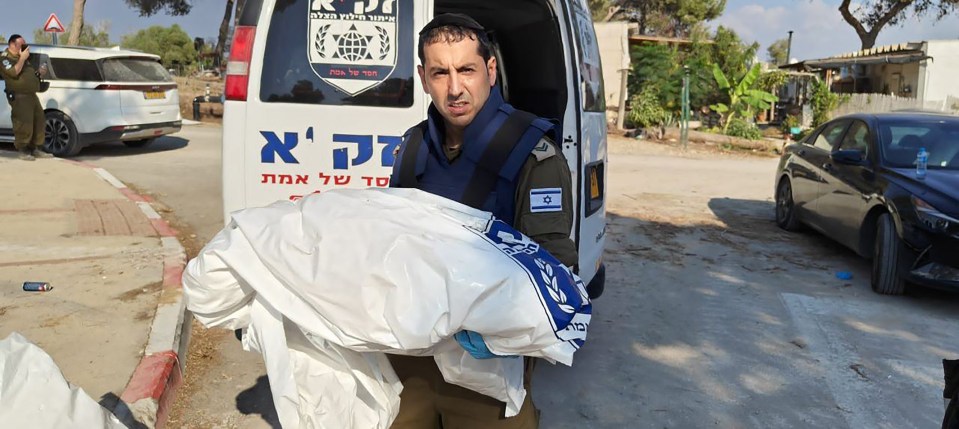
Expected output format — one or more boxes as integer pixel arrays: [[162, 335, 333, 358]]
[[390, 89, 556, 226]]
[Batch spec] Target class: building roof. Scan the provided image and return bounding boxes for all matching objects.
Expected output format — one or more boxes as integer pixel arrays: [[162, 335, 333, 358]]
[[780, 41, 930, 71]]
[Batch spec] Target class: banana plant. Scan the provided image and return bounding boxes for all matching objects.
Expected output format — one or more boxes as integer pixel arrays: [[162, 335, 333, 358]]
[[710, 63, 778, 133]]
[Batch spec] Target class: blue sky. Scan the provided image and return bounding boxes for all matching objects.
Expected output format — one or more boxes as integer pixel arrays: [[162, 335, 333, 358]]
[[715, 0, 959, 60], [1, 0, 957, 60]]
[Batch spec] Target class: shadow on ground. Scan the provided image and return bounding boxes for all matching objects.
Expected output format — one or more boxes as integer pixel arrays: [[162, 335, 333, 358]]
[[237, 376, 280, 429], [0, 136, 189, 160], [536, 206, 958, 429]]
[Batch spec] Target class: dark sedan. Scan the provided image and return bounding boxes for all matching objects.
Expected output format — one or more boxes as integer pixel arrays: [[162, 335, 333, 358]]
[[775, 112, 959, 295]]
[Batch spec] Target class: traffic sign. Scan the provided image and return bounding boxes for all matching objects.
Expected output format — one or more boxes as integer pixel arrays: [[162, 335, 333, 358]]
[[44, 13, 65, 33]]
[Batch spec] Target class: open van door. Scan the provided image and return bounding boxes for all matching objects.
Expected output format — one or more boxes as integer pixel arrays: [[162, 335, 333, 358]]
[[562, 0, 608, 296]]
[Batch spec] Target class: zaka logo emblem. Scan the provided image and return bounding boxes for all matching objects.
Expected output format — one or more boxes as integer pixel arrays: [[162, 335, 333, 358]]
[[309, 0, 398, 96]]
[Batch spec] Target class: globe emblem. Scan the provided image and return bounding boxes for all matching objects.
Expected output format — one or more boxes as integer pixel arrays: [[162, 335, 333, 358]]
[[335, 25, 372, 62]]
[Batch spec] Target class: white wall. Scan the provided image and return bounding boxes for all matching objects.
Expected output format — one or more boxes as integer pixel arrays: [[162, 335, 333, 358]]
[[593, 22, 630, 110], [920, 40, 959, 105]]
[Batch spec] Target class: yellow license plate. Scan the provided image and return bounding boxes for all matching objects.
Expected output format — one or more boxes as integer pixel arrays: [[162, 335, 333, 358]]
[[143, 91, 165, 100], [590, 168, 601, 199]]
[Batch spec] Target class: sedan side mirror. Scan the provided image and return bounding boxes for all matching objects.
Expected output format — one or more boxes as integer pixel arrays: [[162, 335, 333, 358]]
[[831, 149, 866, 166]]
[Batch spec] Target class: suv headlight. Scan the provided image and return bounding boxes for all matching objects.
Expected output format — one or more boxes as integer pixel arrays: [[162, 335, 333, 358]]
[[912, 195, 959, 236]]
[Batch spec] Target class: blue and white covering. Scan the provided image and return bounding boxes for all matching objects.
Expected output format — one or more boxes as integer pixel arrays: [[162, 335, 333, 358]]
[[184, 188, 591, 429]]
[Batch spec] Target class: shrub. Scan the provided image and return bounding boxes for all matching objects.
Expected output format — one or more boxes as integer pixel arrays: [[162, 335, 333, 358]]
[[725, 118, 763, 140], [627, 87, 668, 129], [781, 114, 800, 135]]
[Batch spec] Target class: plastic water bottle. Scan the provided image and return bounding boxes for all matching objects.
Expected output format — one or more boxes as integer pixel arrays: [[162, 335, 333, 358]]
[[916, 147, 928, 179]]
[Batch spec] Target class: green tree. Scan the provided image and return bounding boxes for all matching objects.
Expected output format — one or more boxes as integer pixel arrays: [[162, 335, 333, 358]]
[[837, 0, 959, 49], [766, 38, 788, 65], [628, 44, 681, 110], [710, 63, 778, 133], [711, 26, 758, 82], [33, 21, 111, 47], [810, 80, 841, 127], [121, 24, 197, 68], [606, 0, 725, 37], [124, 0, 191, 16]]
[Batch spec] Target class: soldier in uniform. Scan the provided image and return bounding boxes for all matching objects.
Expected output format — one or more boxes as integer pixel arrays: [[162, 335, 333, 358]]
[[389, 14, 577, 429], [1, 35, 51, 161]]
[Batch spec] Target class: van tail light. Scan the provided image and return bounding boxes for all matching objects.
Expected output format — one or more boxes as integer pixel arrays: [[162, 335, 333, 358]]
[[225, 26, 256, 101]]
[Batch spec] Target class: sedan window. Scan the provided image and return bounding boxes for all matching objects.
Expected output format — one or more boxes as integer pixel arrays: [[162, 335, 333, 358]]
[[812, 121, 848, 151], [838, 121, 870, 156], [879, 119, 959, 170]]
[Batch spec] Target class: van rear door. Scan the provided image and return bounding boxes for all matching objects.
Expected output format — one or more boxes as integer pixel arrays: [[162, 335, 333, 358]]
[[101, 57, 180, 125], [224, 0, 428, 215], [561, 0, 608, 286]]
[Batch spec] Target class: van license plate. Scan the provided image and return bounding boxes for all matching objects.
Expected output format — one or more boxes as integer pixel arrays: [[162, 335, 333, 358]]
[[143, 91, 165, 100], [590, 167, 601, 199]]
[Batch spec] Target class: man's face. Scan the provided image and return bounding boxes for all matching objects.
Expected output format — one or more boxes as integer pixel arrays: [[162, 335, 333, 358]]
[[417, 36, 496, 132], [9, 38, 24, 54]]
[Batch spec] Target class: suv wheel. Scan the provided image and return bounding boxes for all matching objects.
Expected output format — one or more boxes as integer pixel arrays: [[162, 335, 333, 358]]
[[44, 111, 81, 157], [123, 138, 155, 148], [775, 178, 801, 231], [872, 213, 909, 295]]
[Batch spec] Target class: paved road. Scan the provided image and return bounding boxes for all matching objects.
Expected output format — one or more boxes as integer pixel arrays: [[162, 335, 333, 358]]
[[75, 129, 959, 428]]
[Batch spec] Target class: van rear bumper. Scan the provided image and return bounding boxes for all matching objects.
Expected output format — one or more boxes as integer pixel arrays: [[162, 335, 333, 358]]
[[81, 120, 182, 145], [586, 263, 605, 300]]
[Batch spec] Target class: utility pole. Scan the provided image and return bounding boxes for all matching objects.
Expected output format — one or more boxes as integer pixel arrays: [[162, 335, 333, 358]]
[[785, 30, 794, 65], [681, 65, 690, 150]]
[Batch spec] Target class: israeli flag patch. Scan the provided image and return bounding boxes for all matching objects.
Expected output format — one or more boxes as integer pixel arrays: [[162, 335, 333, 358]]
[[530, 188, 562, 213]]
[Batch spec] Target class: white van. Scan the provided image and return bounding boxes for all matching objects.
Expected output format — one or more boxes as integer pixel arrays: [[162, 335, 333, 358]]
[[222, 0, 607, 297], [0, 45, 182, 156]]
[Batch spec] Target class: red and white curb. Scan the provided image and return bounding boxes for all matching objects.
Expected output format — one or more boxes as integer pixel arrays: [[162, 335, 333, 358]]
[[63, 159, 190, 429]]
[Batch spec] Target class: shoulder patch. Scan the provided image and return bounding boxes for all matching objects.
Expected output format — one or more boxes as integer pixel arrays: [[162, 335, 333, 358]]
[[530, 137, 557, 162], [530, 188, 562, 213], [1, 59, 11, 70]]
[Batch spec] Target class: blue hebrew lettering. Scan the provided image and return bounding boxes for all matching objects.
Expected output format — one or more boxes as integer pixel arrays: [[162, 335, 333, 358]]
[[306, 126, 314, 142], [378, 135, 402, 167], [260, 131, 299, 164], [332, 134, 374, 170]]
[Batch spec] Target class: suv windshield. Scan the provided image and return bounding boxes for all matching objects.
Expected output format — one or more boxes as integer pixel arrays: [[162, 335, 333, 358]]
[[101, 58, 172, 82], [879, 119, 959, 170]]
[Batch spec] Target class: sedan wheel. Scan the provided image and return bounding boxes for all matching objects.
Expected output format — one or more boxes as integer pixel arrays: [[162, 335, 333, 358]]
[[871, 213, 908, 295], [775, 178, 801, 231], [44, 111, 81, 157]]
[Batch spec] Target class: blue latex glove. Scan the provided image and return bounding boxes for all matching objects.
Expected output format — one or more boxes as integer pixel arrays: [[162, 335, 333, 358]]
[[454, 330, 501, 359]]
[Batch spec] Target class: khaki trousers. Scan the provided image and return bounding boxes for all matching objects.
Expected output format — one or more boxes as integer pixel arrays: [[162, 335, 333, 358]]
[[388, 355, 539, 429], [10, 93, 44, 151]]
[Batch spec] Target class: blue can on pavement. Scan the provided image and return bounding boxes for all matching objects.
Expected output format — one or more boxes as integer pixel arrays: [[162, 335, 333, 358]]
[[22, 281, 53, 292]]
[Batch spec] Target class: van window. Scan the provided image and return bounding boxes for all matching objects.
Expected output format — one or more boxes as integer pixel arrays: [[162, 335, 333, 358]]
[[571, 1, 606, 112], [101, 58, 172, 82], [46, 58, 104, 82], [259, 0, 414, 107]]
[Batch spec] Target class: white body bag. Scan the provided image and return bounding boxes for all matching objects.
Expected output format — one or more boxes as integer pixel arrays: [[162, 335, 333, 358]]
[[183, 188, 591, 428]]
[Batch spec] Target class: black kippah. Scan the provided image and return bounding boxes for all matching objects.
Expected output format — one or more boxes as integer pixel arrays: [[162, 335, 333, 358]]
[[419, 13, 484, 36]]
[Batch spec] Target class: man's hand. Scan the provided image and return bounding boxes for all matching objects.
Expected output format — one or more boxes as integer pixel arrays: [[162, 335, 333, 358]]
[[454, 330, 515, 360], [37, 63, 47, 77], [14, 48, 29, 76]]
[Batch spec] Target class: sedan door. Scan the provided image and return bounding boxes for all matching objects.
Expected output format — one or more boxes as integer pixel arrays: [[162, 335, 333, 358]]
[[817, 120, 876, 252], [792, 120, 850, 229]]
